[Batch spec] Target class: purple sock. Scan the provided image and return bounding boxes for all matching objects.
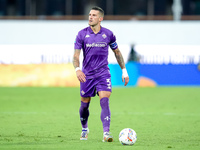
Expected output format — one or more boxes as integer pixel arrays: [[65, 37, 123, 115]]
[[79, 101, 90, 128], [100, 97, 111, 132]]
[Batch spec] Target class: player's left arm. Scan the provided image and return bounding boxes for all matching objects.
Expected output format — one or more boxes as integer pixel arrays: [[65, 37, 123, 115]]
[[112, 48, 129, 86]]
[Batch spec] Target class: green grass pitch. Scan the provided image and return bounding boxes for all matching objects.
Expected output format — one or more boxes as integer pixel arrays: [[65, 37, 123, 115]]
[[0, 87, 200, 150]]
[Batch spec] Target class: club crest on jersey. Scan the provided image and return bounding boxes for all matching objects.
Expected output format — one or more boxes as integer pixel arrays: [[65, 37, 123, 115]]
[[102, 34, 107, 39]]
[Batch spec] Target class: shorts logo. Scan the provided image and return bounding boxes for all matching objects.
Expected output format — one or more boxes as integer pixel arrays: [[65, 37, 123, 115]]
[[81, 90, 85, 95], [106, 79, 111, 89]]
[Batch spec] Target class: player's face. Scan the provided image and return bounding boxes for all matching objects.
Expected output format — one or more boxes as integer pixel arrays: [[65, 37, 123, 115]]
[[88, 10, 102, 27]]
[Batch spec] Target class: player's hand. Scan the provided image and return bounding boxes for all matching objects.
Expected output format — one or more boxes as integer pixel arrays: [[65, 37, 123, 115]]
[[76, 70, 86, 83], [122, 76, 129, 86]]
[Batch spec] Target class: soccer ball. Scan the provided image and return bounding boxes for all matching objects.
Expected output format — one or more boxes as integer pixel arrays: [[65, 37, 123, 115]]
[[119, 128, 137, 145]]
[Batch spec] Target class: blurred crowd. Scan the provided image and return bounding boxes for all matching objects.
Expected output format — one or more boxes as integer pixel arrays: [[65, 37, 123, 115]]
[[0, 0, 199, 17]]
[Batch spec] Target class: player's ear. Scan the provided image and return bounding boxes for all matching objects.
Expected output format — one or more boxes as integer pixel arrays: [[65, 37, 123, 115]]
[[99, 16, 103, 22]]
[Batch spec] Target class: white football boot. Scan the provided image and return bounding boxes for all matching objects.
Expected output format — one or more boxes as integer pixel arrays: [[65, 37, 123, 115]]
[[80, 128, 89, 140], [102, 132, 113, 142]]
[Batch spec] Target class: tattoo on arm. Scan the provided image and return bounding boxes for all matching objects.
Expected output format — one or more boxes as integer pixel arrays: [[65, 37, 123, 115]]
[[73, 49, 81, 68], [114, 48, 125, 69]]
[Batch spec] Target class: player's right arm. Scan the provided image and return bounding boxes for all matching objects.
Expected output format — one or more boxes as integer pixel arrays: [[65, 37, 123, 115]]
[[73, 49, 86, 83]]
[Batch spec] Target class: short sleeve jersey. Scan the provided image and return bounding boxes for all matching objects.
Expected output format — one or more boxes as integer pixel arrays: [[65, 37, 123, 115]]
[[74, 26, 118, 79]]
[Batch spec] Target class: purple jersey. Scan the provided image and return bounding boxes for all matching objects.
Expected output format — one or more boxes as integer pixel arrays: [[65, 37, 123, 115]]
[[74, 26, 118, 79]]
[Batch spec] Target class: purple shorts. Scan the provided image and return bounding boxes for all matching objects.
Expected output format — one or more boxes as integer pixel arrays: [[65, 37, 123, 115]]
[[80, 74, 112, 97]]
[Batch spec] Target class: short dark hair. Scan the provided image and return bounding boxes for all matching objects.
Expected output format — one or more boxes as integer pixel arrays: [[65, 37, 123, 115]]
[[91, 6, 104, 17]]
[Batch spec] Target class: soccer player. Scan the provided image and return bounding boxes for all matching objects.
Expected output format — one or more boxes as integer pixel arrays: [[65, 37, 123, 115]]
[[73, 6, 129, 142]]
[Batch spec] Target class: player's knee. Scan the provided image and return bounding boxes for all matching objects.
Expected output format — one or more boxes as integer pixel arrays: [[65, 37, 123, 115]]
[[81, 97, 91, 103], [99, 91, 111, 100]]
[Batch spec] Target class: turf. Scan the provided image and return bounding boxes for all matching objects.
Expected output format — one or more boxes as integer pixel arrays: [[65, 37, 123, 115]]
[[0, 87, 200, 150]]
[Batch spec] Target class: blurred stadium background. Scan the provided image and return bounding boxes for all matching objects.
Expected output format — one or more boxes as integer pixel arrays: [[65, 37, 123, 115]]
[[0, 0, 200, 87]]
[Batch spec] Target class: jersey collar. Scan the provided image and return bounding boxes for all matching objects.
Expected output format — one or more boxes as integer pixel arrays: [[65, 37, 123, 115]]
[[88, 26, 102, 34]]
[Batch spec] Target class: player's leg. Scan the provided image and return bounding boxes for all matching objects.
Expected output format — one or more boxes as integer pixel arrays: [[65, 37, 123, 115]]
[[80, 97, 91, 129], [79, 78, 96, 140], [96, 74, 113, 142], [98, 91, 113, 142], [99, 95, 113, 143], [80, 97, 91, 140], [99, 91, 111, 133]]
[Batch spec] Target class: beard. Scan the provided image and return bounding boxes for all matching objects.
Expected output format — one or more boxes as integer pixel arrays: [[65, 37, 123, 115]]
[[88, 20, 98, 27]]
